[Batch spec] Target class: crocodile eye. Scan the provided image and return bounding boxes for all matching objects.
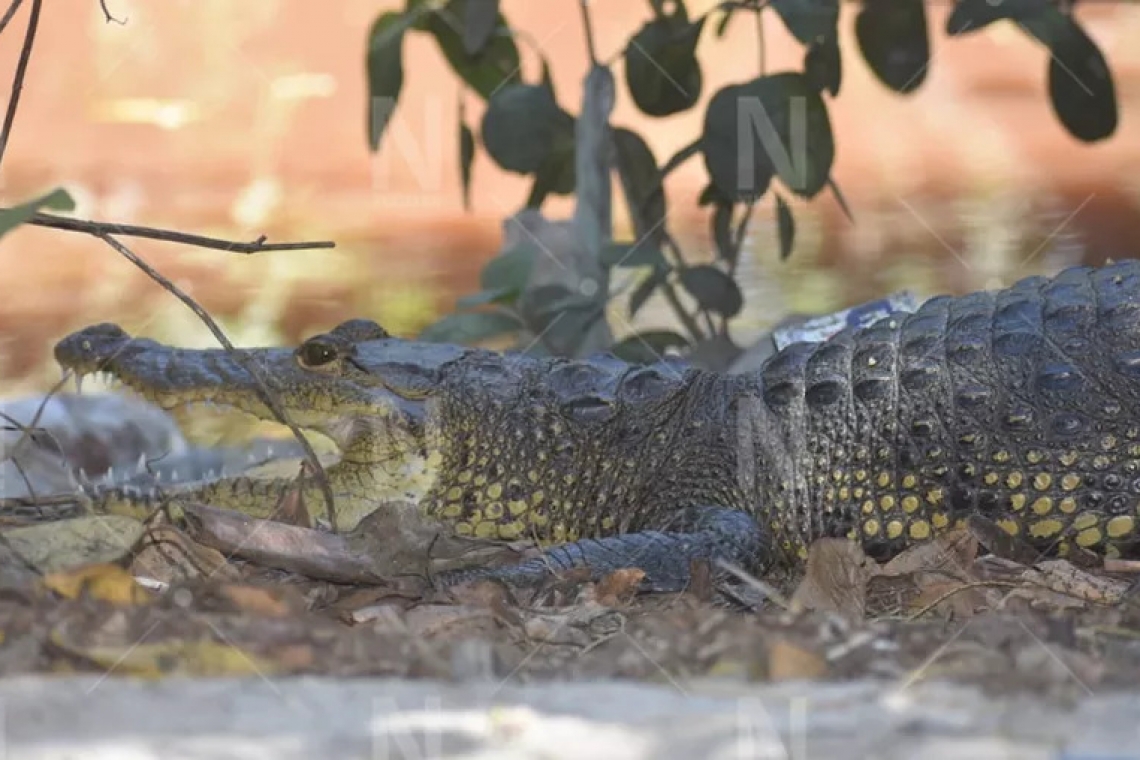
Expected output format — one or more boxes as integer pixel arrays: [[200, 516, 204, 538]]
[[297, 339, 339, 368]]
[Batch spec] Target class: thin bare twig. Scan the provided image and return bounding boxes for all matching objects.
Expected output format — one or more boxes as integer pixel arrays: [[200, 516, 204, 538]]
[[0, 373, 70, 517], [579, 0, 598, 66], [0, 0, 40, 170], [28, 212, 335, 253], [98, 0, 125, 25], [0, 0, 26, 38], [755, 5, 766, 75], [93, 231, 341, 532]]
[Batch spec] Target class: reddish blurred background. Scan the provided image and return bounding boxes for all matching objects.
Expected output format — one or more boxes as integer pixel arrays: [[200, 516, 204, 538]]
[[2, 0, 1140, 394]]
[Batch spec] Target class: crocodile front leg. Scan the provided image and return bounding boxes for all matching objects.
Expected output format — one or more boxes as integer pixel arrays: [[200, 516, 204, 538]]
[[437, 506, 767, 593]]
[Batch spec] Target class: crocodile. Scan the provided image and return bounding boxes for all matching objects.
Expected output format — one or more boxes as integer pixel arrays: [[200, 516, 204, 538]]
[[51, 261, 1140, 591]]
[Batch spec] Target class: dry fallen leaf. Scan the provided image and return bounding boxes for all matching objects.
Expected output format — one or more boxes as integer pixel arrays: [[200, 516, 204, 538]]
[[874, 529, 988, 619], [50, 632, 280, 677], [215, 583, 299, 618], [766, 638, 829, 681], [881, 528, 979, 578], [403, 604, 499, 639], [129, 523, 238, 584], [791, 538, 878, 619], [42, 563, 151, 606], [4, 515, 145, 574], [1016, 560, 1130, 607], [268, 464, 313, 528], [182, 502, 389, 584], [594, 568, 646, 607]]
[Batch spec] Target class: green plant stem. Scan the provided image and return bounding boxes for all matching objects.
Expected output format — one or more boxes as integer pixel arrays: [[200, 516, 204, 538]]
[[659, 234, 707, 343], [727, 199, 755, 279], [660, 273, 706, 344], [699, 307, 716, 336]]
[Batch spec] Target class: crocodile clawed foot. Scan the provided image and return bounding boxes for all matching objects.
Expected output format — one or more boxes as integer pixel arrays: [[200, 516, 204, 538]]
[[435, 506, 768, 595]]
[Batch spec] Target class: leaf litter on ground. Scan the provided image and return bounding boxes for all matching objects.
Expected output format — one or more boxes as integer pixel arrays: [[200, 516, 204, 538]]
[[2, 396, 1140, 691]]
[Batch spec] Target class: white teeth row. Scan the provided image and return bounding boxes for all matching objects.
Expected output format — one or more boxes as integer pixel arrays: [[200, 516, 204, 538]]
[[77, 446, 278, 487], [66, 371, 122, 394]]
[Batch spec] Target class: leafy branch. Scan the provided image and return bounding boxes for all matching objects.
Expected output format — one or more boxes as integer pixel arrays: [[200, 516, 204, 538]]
[[365, 0, 1117, 369]]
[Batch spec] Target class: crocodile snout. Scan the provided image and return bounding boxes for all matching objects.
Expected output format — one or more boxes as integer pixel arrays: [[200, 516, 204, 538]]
[[54, 323, 135, 375]]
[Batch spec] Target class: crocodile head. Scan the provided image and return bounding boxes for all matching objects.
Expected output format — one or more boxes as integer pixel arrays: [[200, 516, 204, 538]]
[[55, 319, 725, 540], [53, 319, 473, 528]]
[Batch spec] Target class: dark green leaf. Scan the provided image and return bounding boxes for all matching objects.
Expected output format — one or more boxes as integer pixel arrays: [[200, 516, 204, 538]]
[[803, 36, 841, 97], [828, 177, 854, 223], [418, 310, 522, 344], [459, 108, 476, 210], [702, 72, 834, 202], [775, 193, 795, 260], [428, 0, 521, 100], [540, 55, 556, 95], [711, 200, 735, 264], [405, 0, 435, 31], [623, 12, 705, 117], [456, 287, 514, 308], [539, 313, 602, 357], [1047, 17, 1116, 142], [769, 0, 838, 45], [529, 286, 605, 322], [526, 143, 576, 207], [519, 284, 576, 321], [687, 333, 742, 372], [613, 128, 666, 242], [678, 265, 743, 318], [480, 241, 538, 297], [520, 284, 605, 356], [697, 183, 722, 207], [481, 84, 573, 174], [946, 0, 1049, 36], [0, 188, 75, 242], [629, 269, 665, 317], [600, 241, 666, 269], [366, 12, 408, 151], [463, 0, 499, 55], [856, 0, 929, 94], [715, 6, 736, 38], [1018, 6, 1073, 49], [610, 330, 690, 364]]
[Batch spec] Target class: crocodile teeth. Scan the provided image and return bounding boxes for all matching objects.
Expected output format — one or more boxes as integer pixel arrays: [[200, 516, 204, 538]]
[[73, 372, 85, 394]]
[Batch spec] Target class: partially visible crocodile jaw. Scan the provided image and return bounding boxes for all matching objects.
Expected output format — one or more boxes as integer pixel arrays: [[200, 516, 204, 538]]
[[53, 321, 446, 530]]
